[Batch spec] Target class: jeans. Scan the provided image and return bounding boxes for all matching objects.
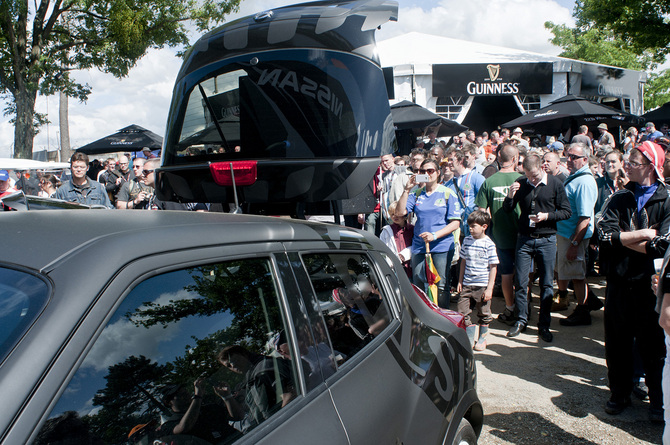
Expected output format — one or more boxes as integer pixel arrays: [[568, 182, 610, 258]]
[[514, 235, 556, 328], [664, 333, 670, 444], [412, 249, 454, 309]]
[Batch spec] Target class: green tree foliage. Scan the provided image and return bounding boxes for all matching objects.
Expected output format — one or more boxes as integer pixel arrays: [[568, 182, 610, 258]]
[[0, 0, 241, 159], [576, 0, 670, 62], [546, 0, 670, 112]]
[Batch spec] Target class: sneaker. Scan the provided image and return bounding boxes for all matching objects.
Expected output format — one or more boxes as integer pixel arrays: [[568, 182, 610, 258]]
[[552, 290, 569, 311], [605, 397, 631, 415], [559, 305, 592, 326], [633, 380, 649, 400], [474, 338, 487, 351], [498, 308, 517, 326]]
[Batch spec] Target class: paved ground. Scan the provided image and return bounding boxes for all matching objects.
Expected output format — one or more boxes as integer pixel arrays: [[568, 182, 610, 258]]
[[473, 277, 664, 445]]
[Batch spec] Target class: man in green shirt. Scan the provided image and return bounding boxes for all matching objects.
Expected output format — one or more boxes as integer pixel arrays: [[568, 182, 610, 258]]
[[475, 142, 521, 325]]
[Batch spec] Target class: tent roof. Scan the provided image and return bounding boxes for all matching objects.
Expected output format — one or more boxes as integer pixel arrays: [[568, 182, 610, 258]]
[[378, 32, 565, 67]]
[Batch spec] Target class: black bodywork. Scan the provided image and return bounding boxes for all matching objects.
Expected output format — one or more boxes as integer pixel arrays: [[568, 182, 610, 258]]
[[158, 0, 398, 216]]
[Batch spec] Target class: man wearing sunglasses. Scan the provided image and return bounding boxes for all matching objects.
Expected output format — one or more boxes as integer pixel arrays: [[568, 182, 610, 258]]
[[597, 141, 670, 422], [116, 157, 153, 209], [139, 159, 207, 211], [554, 143, 599, 320]]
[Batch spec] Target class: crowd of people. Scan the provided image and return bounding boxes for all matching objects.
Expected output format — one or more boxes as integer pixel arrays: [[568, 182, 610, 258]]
[[0, 151, 208, 211], [366, 122, 670, 434], [3, 122, 670, 434]]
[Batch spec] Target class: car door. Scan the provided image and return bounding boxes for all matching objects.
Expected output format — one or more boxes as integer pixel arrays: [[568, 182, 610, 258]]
[[6, 243, 348, 445]]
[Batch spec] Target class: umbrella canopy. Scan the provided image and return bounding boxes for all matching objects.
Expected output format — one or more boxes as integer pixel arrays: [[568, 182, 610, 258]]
[[501, 95, 643, 135], [0, 158, 71, 170], [390, 100, 467, 137], [76, 124, 163, 155], [642, 102, 670, 127]]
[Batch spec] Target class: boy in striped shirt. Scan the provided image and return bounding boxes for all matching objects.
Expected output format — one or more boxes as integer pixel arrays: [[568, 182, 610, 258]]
[[457, 210, 499, 351]]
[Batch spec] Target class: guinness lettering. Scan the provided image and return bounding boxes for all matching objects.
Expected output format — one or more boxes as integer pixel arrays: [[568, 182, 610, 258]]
[[466, 81, 520, 95], [433, 63, 553, 97], [598, 83, 624, 98]]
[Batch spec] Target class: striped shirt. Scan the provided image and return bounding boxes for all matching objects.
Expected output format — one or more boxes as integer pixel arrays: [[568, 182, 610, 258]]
[[459, 235, 499, 286]]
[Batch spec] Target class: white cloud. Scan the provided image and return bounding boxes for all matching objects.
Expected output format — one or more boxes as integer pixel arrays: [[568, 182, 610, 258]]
[[81, 288, 195, 372], [0, 0, 575, 157], [377, 0, 574, 56]]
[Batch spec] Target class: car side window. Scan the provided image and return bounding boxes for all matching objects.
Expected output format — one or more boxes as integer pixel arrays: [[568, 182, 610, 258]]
[[35, 258, 300, 445], [0, 267, 50, 365], [301, 253, 390, 365]]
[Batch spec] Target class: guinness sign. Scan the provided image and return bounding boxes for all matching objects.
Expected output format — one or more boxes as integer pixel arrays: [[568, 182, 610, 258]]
[[433, 63, 553, 97]]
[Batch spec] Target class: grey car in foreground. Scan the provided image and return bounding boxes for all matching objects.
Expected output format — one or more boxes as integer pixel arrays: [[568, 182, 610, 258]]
[[1, 211, 482, 444]]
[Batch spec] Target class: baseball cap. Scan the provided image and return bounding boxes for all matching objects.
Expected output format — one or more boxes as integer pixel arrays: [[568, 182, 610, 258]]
[[0, 170, 8, 181], [547, 141, 564, 152], [635, 141, 665, 181], [513, 127, 523, 134]]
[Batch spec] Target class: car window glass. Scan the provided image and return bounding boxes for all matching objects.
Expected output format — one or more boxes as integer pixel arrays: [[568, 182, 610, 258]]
[[0, 267, 50, 365], [301, 253, 390, 366], [35, 258, 300, 445]]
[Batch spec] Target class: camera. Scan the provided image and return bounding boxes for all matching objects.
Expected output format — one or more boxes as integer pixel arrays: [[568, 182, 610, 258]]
[[415, 174, 430, 183]]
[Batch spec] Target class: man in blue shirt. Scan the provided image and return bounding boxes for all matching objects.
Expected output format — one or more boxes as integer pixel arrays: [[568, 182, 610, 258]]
[[554, 143, 599, 324], [54, 152, 113, 208]]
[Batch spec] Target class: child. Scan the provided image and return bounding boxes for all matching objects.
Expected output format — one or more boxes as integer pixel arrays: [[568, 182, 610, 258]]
[[457, 209, 499, 351]]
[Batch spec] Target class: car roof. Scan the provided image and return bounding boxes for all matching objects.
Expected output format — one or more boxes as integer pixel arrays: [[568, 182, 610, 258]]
[[3, 210, 374, 272]]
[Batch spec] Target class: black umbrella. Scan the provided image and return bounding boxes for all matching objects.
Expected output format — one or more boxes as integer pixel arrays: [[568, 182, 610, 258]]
[[76, 124, 163, 155], [501, 95, 643, 135], [642, 102, 670, 127], [390, 100, 467, 137]]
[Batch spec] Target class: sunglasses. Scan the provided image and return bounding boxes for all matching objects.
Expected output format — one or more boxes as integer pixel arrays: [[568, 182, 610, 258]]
[[142, 169, 155, 176], [567, 153, 586, 160], [418, 168, 437, 174], [626, 160, 650, 168]]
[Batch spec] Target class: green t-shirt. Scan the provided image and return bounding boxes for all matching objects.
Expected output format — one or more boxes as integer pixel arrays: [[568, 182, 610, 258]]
[[474, 171, 522, 250]]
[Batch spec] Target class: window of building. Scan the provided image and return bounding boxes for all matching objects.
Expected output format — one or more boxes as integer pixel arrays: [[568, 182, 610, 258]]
[[36, 258, 299, 445], [519, 95, 541, 113], [436, 96, 466, 121]]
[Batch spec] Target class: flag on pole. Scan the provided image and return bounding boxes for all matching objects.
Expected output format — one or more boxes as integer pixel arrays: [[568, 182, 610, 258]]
[[425, 241, 441, 305]]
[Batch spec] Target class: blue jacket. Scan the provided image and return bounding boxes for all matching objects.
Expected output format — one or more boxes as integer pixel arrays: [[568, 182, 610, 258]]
[[54, 179, 113, 208]]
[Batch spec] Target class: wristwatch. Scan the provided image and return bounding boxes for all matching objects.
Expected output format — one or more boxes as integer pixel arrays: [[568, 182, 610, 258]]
[[570, 239, 579, 246]]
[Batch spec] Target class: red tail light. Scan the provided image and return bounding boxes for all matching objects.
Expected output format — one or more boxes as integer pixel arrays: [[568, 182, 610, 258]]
[[210, 161, 258, 186], [412, 284, 466, 330]]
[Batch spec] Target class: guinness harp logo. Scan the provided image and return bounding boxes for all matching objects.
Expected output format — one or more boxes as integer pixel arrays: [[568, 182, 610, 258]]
[[487, 64, 500, 82]]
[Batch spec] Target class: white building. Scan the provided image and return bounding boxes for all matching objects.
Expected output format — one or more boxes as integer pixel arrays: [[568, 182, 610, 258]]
[[378, 32, 646, 134]]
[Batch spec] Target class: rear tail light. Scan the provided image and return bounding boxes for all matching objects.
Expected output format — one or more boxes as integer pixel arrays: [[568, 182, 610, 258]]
[[210, 161, 258, 186], [412, 284, 466, 330]]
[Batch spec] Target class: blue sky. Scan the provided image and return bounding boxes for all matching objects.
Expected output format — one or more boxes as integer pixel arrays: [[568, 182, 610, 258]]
[[0, 0, 577, 158]]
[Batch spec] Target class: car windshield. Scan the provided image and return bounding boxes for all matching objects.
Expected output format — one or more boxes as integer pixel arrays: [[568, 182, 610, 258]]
[[0, 267, 50, 364], [165, 49, 395, 164]]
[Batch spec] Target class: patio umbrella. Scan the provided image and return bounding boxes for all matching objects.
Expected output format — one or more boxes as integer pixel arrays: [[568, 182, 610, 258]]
[[501, 95, 643, 135], [76, 124, 163, 155], [642, 102, 670, 127], [390, 100, 467, 137]]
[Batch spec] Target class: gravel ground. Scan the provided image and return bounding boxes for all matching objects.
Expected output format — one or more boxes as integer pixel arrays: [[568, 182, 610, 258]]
[[473, 277, 664, 445]]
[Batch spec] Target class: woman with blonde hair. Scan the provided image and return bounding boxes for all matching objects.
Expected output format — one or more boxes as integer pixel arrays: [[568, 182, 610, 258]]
[[623, 126, 638, 154]]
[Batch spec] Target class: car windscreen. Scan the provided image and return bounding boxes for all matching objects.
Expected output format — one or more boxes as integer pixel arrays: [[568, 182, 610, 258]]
[[166, 49, 395, 164], [0, 267, 50, 364]]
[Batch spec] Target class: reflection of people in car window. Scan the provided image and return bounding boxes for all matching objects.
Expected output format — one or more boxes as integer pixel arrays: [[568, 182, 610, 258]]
[[216, 345, 295, 431], [157, 378, 237, 444], [335, 274, 388, 340]]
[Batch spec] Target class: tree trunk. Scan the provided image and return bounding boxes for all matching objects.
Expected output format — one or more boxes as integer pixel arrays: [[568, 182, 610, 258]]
[[13, 89, 37, 159], [59, 90, 72, 162]]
